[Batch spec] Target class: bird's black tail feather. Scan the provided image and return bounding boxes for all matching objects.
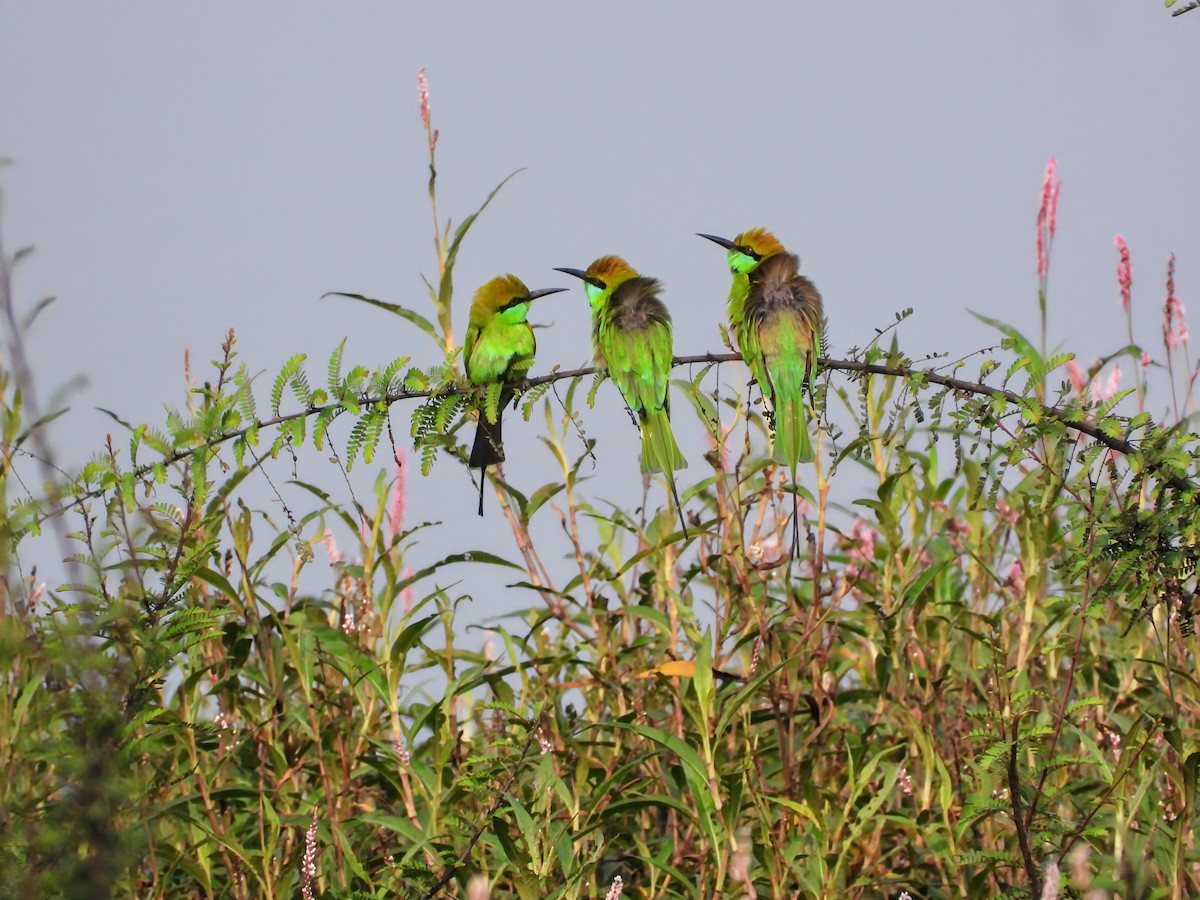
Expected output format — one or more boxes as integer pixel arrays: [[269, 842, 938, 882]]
[[667, 473, 689, 540], [470, 411, 504, 469], [471, 388, 513, 515]]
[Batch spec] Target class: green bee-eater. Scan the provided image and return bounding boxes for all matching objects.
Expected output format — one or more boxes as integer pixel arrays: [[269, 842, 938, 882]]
[[698, 228, 824, 553], [553, 257, 689, 538], [463, 274, 566, 515]]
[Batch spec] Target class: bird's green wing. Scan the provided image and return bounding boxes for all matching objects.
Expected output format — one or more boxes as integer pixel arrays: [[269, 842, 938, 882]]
[[602, 314, 673, 414], [600, 320, 645, 414], [737, 315, 772, 408], [646, 318, 673, 412], [463, 322, 483, 384], [760, 312, 815, 465]]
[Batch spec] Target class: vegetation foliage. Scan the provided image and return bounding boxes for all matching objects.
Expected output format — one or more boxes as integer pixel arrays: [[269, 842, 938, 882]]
[[2, 75, 1199, 900]]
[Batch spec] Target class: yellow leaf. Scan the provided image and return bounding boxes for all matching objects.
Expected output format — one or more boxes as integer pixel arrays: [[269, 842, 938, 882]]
[[636, 659, 697, 680]]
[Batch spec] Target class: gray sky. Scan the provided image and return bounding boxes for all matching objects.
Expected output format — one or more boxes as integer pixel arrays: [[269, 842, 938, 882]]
[[3, 4, 1198, 611]]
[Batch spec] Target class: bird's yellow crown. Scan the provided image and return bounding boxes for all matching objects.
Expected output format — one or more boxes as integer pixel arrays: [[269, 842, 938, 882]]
[[732, 228, 786, 260], [471, 274, 530, 313], [584, 255, 639, 289]]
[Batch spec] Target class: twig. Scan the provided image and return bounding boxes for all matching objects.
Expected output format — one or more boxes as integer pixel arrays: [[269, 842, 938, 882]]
[[1008, 717, 1041, 897], [42, 350, 1196, 520]]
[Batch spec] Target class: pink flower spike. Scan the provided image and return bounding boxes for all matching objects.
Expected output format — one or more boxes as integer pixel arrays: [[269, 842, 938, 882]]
[[844, 519, 879, 580], [1065, 359, 1086, 394], [401, 565, 415, 614], [1040, 158, 1056, 222], [388, 447, 407, 536], [1164, 253, 1188, 349], [1036, 221, 1047, 280], [301, 808, 319, 900], [1048, 181, 1060, 239], [849, 519, 876, 560], [1115, 235, 1132, 312], [417, 68, 431, 130], [1091, 364, 1121, 402], [1035, 157, 1060, 280], [1008, 558, 1026, 596], [1108, 365, 1122, 399], [1141, 351, 1152, 369], [323, 527, 343, 565], [392, 735, 410, 766]]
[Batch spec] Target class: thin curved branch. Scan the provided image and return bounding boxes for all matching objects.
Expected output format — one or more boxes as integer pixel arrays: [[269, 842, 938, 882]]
[[49, 350, 1193, 519]]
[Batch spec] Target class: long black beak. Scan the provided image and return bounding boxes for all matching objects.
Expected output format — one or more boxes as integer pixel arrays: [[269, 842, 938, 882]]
[[526, 287, 568, 301], [553, 267, 589, 281], [697, 233, 736, 251]]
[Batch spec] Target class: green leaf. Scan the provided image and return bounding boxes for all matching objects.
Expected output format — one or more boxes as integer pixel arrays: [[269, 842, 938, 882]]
[[323, 292, 440, 347], [389, 615, 437, 675], [437, 169, 525, 316], [615, 722, 714, 817], [272, 353, 307, 416], [969, 311, 1042, 368], [327, 337, 346, 392]]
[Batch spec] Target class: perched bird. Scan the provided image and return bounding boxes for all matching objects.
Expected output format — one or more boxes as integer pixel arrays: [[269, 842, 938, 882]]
[[553, 257, 689, 538], [463, 275, 566, 515], [698, 228, 825, 554]]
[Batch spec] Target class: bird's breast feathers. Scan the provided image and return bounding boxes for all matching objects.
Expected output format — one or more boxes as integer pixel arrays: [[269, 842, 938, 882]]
[[467, 324, 534, 384]]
